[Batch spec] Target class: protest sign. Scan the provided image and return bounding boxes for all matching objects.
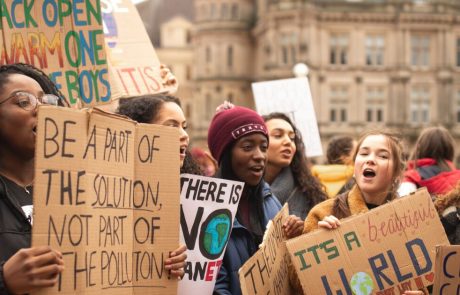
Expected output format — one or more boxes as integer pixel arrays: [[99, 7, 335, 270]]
[[433, 245, 460, 295], [178, 174, 244, 295], [252, 77, 322, 157], [0, 0, 110, 107], [101, 0, 177, 97], [287, 188, 450, 295], [32, 106, 181, 294], [239, 204, 292, 295]]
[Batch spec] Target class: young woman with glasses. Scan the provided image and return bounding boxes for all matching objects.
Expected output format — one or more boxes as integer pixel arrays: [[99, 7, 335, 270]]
[[0, 63, 68, 295]]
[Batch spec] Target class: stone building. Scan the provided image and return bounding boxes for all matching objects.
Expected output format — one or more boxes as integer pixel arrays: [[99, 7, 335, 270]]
[[140, 0, 460, 163]]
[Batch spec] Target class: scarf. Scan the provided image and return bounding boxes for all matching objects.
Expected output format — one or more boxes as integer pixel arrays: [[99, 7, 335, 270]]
[[270, 167, 312, 220]]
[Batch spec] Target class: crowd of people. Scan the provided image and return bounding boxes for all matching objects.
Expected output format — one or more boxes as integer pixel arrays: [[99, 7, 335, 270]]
[[0, 63, 459, 294]]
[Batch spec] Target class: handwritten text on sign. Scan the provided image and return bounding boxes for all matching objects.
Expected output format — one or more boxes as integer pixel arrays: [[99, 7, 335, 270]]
[[0, 0, 110, 106], [287, 188, 450, 295], [32, 106, 181, 295], [178, 174, 243, 295], [239, 205, 292, 295]]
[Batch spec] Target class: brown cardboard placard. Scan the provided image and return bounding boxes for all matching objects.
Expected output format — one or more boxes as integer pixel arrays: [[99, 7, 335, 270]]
[[102, 0, 177, 98], [239, 204, 293, 295], [0, 0, 111, 107], [432, 245, 460, 295], [287, 188, 450, 295], [32, 106, 180, 294]]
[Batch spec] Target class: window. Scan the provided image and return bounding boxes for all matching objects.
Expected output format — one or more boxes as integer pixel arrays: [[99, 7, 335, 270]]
[[227, 46, 233, 69], [210, 3, 217, 19], [206, 94, 212, 120], [227, 93, 234, 103], [456, 90, 460, 123], [411, 35, 430, 66], [280, 33, 297, 65], [222, 3, 229, 19], [366, 35, 384, 66], [231, 4, 238, 19], [366, 86, 385, 122], [329, 86, 348, 122], [457, 38, 460, 67], [410, 85, 430, 124], [330, 34, 349, 65], [186, 66, 191, 81], [206, 47, 211, 63]]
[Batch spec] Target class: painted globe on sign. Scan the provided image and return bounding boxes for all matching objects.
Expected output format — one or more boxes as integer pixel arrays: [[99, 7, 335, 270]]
[[350, 272, 374, 295], [203, 213, 231, 256]]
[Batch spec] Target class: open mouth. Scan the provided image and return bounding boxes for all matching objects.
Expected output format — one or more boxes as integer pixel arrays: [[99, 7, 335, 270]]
[[32, 126, 37, 134], [363, 168, 376, 178], [250, 165, 264, 173], [179, 146, 187, 156], [281, 149, 292, 156]]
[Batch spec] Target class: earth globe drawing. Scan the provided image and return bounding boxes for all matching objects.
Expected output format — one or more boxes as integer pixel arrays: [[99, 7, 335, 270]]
[[350, 272, 374, 295], [202, 212, 231, 257]]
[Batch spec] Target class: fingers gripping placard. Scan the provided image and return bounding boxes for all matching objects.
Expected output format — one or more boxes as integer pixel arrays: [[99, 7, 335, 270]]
[[32, 106, 181, 294]]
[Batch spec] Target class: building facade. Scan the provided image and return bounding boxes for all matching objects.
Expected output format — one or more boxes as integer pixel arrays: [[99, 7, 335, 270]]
[[192, 0, 460, 163]]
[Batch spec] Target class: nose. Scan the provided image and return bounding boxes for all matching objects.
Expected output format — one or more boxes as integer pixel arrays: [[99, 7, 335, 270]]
[[365, 154, 376, 164], [253, 146, 266, 161], [179, 127, 189, 143]]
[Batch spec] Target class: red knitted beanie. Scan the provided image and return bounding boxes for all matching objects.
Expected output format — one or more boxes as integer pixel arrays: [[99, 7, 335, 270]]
[[208, 105, 268, 163]]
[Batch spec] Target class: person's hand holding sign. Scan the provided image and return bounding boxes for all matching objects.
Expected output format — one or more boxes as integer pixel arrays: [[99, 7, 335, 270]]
[[160, 64, 178, 93], [283, 215, 304, 238], [3, 246, 64, 294], [318, 215, 341, 229], [165, 244, 187, 279]]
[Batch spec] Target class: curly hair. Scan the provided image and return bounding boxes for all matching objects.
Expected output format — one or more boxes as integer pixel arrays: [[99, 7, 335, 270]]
[[0, 63, 69, 107], [117, 94, 202, 175], [263, 112, 327, 207], [117, 94, 181, 123], [327, 135, 355, 165]]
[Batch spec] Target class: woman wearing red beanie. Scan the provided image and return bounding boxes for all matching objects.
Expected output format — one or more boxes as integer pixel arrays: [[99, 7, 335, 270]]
[[208, 102, 303, 295]]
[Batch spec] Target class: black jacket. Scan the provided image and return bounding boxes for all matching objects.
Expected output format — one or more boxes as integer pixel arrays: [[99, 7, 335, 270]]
[[0, 176, 32, 294]]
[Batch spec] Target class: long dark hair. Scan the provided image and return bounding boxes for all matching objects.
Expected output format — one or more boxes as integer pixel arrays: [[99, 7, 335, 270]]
[[0, 63, 69, 107], [117, 94, 202, 175], [263, 112, 327, 207]]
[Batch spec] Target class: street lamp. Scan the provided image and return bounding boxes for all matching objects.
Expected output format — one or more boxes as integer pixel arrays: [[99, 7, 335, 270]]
[[292, 63, 309, 78]]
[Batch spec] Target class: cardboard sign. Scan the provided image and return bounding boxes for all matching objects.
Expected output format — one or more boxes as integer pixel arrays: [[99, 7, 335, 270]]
[[178, 174, 244, 295], [252, 77, 323, 157], [239, 204, 292, 295], [32, 106, 181, 294], [287, 188, 450, 295], [102, 0, 177, 97], [433, 245, 460, 295], [0, 0, 110, 107]]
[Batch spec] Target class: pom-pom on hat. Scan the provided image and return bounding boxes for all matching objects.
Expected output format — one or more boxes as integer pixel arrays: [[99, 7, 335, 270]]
[[208, 102, 268, 163]]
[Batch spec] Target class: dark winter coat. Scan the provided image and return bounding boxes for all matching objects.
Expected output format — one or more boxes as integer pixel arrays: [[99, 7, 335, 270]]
[[213, 181, 281, 295], [0, 176, 32, 295]]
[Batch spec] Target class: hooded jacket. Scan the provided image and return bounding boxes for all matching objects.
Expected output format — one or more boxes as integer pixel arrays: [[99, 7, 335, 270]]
[[403, 158, 460, 195], [213, 181, 281, 295], [0, 176, 32, 294]]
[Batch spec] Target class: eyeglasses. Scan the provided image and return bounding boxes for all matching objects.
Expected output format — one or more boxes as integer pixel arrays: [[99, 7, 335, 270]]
[[0, 91, 60, 111]]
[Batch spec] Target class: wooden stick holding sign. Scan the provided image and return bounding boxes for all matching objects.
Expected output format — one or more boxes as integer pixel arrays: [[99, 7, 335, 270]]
[[32, 106, 181, 294]]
